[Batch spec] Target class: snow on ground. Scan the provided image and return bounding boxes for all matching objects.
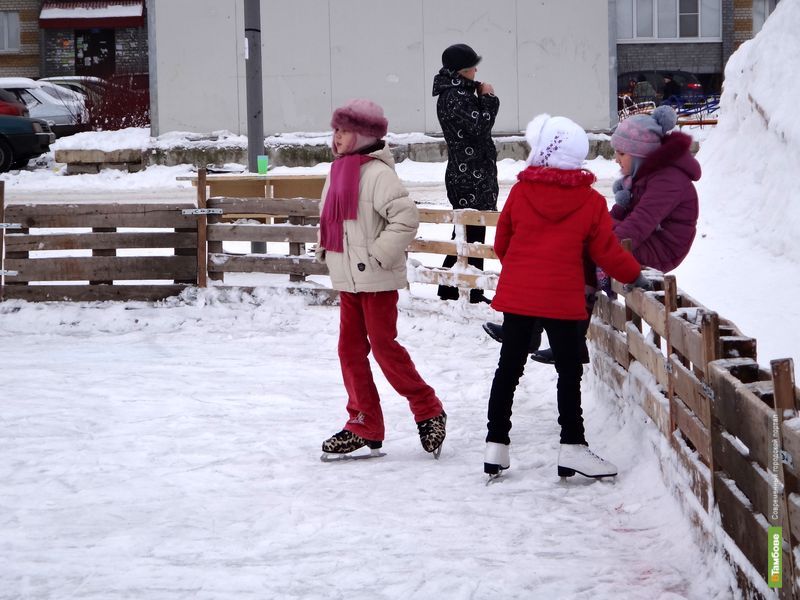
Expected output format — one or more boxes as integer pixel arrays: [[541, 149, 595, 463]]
[[0, 152, 747, 598], [0, 289, 738, 599], [0, 149, 748, 598]]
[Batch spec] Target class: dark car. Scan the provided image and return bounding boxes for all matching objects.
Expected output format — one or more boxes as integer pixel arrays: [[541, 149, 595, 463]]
[[0, 115, 56, 172], [0, 88, 29, 117], [618, 70, 704, 104]]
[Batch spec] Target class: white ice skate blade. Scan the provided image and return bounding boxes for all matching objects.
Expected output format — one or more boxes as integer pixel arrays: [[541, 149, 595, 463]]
[[559, 471, 617, 483], [320, 447, 386, 463]]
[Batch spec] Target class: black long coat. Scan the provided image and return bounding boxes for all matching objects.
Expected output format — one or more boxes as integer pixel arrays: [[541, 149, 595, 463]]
[[432, 68, 500, 211]]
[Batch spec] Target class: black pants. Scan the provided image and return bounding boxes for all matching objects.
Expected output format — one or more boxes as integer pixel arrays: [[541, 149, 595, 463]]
[[437, 225, 486, 301], [486, 313, 586, 445]]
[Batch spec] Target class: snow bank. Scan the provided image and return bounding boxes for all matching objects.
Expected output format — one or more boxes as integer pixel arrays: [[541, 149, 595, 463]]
[[696, 0, 800, 263]]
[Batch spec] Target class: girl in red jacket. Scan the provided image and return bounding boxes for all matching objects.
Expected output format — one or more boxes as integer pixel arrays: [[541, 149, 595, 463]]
[[484, 114, 648, 480]]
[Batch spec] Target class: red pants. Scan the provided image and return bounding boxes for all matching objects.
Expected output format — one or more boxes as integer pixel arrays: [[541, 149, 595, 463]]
[[338, 290, 442, 441]]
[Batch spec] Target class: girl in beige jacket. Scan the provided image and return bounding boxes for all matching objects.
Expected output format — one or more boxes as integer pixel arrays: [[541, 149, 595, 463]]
[[317, 99, 446, 461]]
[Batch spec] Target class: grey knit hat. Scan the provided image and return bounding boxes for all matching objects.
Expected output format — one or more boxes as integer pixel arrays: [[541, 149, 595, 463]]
[[611, 105, 678, 157]]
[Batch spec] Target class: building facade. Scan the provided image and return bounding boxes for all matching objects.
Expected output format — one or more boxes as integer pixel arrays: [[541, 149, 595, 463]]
[[39, 0, 147, 78], [0, 0, 148, 79], [615, 0, 780, 93], [0, 0, 41, 77], [149, 0, 617, 136]]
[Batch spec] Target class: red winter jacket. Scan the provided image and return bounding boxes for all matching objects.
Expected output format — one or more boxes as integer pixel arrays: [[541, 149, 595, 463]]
[[492, 166, 641, 320]]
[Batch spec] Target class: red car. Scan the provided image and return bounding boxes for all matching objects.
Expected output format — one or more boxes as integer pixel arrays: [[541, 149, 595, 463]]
[[0, 88, 29, 117]]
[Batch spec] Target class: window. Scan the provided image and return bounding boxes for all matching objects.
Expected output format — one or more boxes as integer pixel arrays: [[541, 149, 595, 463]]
[[753, 0, 779, 34], [0, 12, 20, 52], [616, 0, 721, 41], [7, 89, 40, 109], [679, 0, 699, 37]]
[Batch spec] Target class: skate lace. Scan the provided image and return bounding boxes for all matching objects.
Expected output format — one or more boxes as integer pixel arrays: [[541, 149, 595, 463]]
[[585, 448, 607, 464]]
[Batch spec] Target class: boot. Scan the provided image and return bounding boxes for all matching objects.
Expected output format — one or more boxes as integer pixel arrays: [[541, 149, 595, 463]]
[[417, 412, 447, 458], [482, 322, 542, 354], [470, 290, 492, 304], [557, 443, 617, 479], [437, 285, 459, 301], [484, 442, 510, 475], [531, 317, 591, 365], [321, 430, 382, 454]]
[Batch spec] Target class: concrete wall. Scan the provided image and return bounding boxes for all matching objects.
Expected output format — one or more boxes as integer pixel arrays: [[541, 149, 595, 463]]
[[149, 0, 613, 136]]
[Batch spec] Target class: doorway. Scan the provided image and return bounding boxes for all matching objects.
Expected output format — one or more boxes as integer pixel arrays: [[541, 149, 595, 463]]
[[75, 29, 115, 78]]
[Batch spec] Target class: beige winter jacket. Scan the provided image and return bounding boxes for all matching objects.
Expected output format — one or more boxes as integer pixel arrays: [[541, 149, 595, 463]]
[[316, 145, 418, 293]]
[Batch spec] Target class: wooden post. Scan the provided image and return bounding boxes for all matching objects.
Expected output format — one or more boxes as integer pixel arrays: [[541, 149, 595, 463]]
[[620, 239, 641, 330], [205, 170, 224, 282], [772, 358, 798, 595], [454, 210, 469, 302], [664, 275, 678, 434], [0, 181, 5, 303], [701, 311, 721, 369], [700, 310, 720, 501], [288, 215, 306, 283], [196, 168, 208, 288], [2, 181, 27, 294], [90, 216, 116, 285]]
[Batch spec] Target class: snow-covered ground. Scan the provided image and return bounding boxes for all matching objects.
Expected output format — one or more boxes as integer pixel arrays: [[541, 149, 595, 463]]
[[3, 3, 799, 596], [0, 152, 750, 600]]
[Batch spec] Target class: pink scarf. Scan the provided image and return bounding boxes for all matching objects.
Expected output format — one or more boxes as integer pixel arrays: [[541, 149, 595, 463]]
[[320, 154, 373, 252]]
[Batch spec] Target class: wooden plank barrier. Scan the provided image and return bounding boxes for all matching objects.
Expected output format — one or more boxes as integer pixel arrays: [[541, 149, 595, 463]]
[[199, 189, 501, 297], [593, 270, 799, 598], [0, 187, 198, 301]]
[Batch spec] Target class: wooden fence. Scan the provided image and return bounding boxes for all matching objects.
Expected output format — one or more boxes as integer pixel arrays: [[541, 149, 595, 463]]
[[593, 274, 800, 598], [2, 178, 799, 595], [0, 182, 198, 302]]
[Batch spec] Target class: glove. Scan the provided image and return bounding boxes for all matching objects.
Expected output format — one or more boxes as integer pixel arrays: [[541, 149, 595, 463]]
[[624, 273, 653, 293]]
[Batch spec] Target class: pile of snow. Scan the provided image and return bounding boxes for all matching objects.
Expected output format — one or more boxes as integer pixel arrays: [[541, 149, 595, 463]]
[[695, 0, 800, 263]]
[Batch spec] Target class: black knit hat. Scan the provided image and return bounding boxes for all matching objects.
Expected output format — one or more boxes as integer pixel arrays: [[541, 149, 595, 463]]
[[442, 43, 481, 71]]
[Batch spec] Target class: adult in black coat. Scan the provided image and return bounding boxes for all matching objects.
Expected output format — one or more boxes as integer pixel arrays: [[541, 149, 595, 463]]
[[432, 43, 500, 304], [662, 73, 682, 104]]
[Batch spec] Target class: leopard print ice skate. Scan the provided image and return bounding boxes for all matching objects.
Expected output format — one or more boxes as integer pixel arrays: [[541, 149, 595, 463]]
[[321, 430, 382, 454], [417, 412, 447, 457]]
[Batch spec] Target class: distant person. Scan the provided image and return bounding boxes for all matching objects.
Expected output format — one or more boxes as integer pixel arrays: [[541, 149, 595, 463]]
[[483, 106, 701, 365], [483, 114, 650, 481], [432, 43, 499, 304], [316, 99, 447, 461], [632, 74, 657, 103], [662, 73, 682, 104]]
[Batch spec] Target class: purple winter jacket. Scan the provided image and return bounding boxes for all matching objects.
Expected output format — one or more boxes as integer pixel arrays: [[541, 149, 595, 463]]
[[610, 131, 701, 272]]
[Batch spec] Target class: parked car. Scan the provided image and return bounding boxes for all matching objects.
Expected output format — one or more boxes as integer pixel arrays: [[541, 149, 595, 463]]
[[0, 115, 56, 172], [0, 89, 29, 118], [40, 73, 149, 131], [0, 77, 86, 137], [39, 76, 106, 106], [37, 80, 87, 105], [618, 70, 704, 104]]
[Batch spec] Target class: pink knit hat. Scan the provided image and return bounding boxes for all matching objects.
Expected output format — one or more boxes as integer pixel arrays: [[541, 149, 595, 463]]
[[331, 99, 389, 138], [611, 105, 678, 157]]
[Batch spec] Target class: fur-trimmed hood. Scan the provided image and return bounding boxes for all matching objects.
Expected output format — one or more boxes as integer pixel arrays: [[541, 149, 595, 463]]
[[516, 166, 598, 223], [517, 166, 596, 187], [635, 131, 701, 182]]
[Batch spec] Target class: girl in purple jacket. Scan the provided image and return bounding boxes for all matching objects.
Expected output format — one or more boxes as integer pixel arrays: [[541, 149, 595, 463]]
[[609, 105, 701, 273]]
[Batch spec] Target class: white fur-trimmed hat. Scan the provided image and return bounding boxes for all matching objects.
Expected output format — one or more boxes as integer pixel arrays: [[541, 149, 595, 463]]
[[525, 114, 589, 170]]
